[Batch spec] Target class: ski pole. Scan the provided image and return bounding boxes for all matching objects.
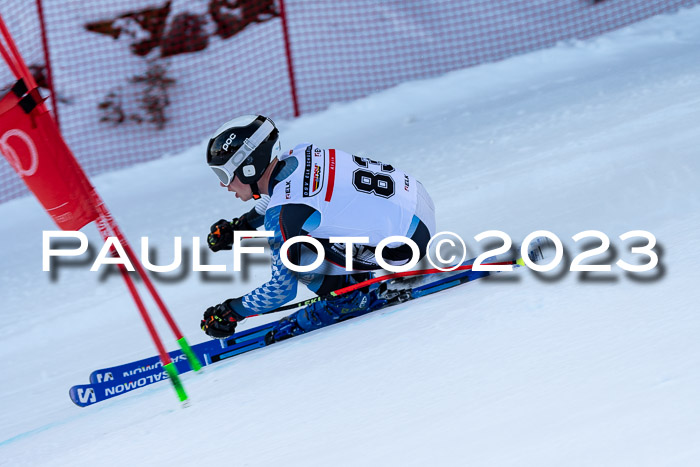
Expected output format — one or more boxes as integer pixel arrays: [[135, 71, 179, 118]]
[[247, 259, 519, 318]]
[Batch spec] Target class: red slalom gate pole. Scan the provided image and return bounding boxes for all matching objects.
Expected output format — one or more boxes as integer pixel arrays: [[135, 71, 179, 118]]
[[92, 194, 202, 373], [0, 16, 35, 87], [94, 215, 188, 403], [0, 13, 194, 404], [34, 0, 60, 127]]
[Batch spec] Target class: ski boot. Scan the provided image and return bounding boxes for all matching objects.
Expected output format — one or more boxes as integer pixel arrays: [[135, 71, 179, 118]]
[[265, 287, 386, 343]]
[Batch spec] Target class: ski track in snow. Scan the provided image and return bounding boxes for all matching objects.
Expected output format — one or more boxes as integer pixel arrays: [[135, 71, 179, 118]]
[[1, 6, 700, 466]]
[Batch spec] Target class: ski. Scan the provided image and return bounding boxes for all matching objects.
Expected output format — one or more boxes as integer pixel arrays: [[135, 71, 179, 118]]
[[70, 238, 550, 407], [69, 326, 276, 407], [69, 268, 488, 407], [87, 323, 274, 385]]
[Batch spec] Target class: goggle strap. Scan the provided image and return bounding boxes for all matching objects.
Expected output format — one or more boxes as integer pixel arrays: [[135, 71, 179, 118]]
[[244, 119, 275, 151], [208, 118, 275, 186], [215, 119, 275, 182]]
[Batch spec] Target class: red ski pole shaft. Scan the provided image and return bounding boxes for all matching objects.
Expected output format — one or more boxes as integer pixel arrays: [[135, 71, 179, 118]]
[[246, 260, 516, 318], [331, 261, 515, 296]]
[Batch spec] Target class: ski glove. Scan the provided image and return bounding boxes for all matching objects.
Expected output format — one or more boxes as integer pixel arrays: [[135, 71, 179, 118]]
[[201, 300, 246, 339], [207, 217, 253, 252]]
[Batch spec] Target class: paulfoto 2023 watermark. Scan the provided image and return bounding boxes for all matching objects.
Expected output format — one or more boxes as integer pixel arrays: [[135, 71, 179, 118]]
[[42, 229, 659, 274]]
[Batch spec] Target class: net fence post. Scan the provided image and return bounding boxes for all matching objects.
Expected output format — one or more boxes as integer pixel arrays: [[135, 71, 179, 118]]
[[278, 0, 300, 117]]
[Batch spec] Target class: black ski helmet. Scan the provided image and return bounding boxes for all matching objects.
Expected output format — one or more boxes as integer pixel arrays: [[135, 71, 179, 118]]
[[206, 115, 281, 199]]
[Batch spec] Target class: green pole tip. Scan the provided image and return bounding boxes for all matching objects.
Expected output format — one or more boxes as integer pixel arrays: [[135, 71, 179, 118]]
[[177, 337, 203, 372], [164, 362, 188, 402]]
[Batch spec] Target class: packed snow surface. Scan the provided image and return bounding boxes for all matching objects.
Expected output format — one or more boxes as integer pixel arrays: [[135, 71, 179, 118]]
[[1, 6, 700, 466]]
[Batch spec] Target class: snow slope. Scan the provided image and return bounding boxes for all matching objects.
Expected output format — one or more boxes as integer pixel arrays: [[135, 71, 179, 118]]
[[1, 6, 700, 466]]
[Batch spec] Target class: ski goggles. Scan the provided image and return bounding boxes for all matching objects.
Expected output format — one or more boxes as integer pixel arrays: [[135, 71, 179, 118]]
[[209, 118, 276, 186]]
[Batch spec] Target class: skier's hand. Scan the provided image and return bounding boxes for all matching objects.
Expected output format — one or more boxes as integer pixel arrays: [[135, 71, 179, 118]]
[[207, 219, 233, 252], [207, 217, 253, 252], [201, 300, 245, 339]]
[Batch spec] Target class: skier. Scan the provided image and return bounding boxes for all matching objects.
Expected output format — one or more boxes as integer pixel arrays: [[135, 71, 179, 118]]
[[200, 115, 436, 341]]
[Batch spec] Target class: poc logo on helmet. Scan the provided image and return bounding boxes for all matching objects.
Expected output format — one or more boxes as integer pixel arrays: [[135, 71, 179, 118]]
[[222, 133, 237, 152]]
